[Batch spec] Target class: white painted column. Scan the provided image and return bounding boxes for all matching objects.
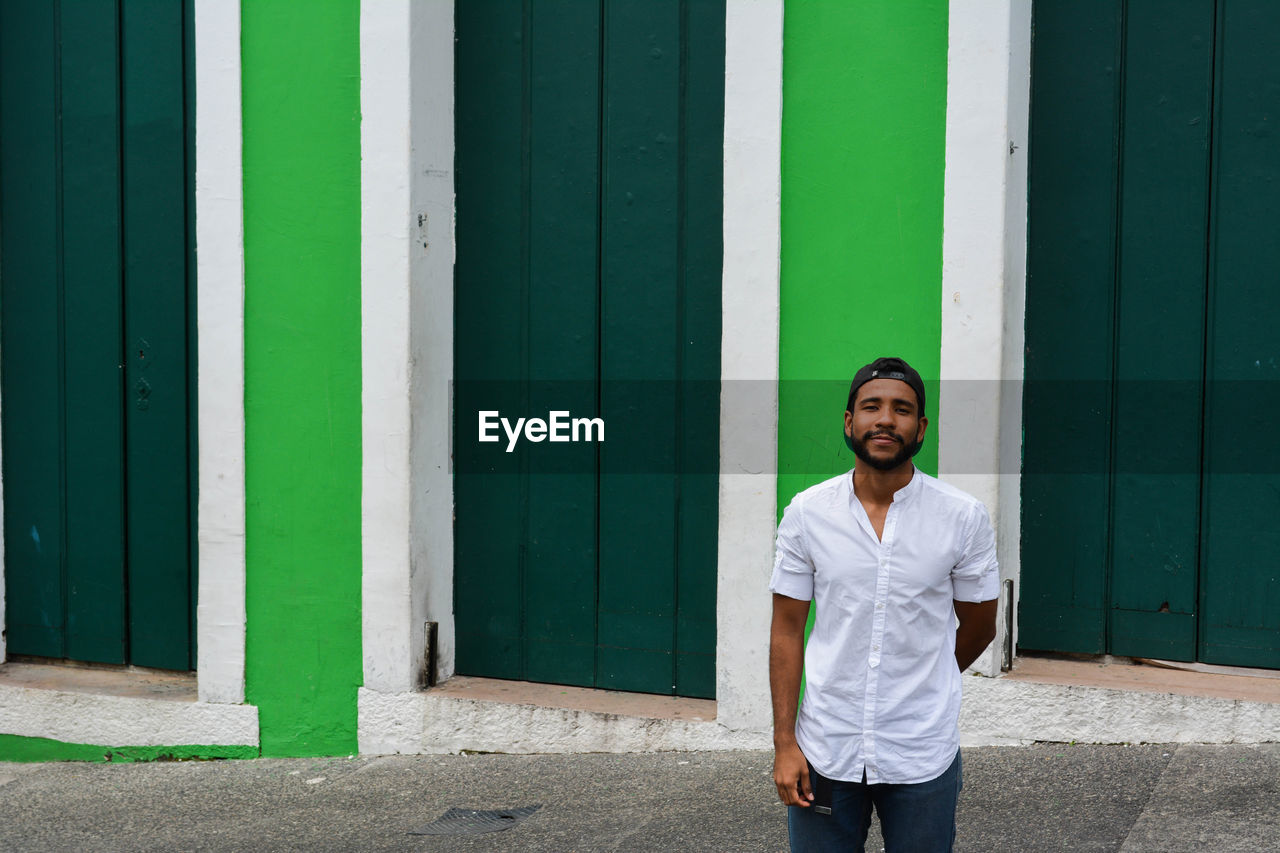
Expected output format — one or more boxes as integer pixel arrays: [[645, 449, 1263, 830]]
[[194, 0, 248, 705], [360, 0, 415, 695], [938, 0, 1032, 676], [361, 0, 455, 697], [717, 0, 784, 731], [407, 0, 457, 684]]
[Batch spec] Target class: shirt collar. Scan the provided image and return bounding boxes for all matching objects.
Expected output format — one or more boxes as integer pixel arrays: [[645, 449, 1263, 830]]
[[846, 465, 922, 508]]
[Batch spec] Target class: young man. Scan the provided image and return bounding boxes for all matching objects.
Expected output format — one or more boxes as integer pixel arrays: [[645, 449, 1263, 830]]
[[770, 356, 999, 852]]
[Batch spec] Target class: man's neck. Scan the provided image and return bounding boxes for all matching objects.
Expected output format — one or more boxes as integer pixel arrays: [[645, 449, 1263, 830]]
[[852, 463, 916, 506]]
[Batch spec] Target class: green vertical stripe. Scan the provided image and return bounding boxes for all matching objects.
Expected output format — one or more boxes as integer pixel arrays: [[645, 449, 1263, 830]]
[[242, 0, 362, 757], [779, 1, 948, 505]]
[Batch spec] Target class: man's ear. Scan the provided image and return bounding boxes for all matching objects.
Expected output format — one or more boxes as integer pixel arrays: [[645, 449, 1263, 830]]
[[916, 416, 929, 442]]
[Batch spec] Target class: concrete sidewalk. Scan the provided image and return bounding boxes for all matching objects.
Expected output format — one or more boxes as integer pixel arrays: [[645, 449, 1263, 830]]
[[0, 744, 1276, 852]]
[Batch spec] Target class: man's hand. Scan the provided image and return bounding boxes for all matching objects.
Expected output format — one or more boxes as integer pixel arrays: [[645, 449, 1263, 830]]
[[773, 739, 813, 807], [770, 593, 813, 807]]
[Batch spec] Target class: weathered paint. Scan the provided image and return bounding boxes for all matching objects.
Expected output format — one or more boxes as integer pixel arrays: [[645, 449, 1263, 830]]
[[716, 0, 783, 732], [0, 734, 257, 763], [0, 680, 258, 750], [360, 0, 415, 696], [937, 0, 1031, 675], [355, 677, 1280, 754], [242, 0, 362, 757], [778, 1, 949, 509], [359, 0, 456, 702]]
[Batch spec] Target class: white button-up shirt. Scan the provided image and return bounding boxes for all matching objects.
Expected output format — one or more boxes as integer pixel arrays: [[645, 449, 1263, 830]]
[[770, 468, 999, 785]]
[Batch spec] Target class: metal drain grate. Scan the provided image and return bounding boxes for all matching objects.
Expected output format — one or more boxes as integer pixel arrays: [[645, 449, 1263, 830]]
[[408, 805, 542, 836]]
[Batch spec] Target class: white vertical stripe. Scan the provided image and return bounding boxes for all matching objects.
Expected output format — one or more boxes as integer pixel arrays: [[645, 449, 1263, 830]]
[[194, 0, 248, 705], [360, 0, 415, 694], [406, 1, 457, 687], [360, 0, 456, 701], [718, 0, 784, 730], [938, 0, 1032, 674]]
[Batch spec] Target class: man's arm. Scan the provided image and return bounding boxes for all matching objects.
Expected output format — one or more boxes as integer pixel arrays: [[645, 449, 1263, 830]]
[[954, 598, 998, 671], [770, 593, 813, 807]]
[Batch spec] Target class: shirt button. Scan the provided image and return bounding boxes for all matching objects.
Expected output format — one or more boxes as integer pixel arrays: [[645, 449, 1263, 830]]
[[872, 644, 880, 651], [876, 603, 884, 610]]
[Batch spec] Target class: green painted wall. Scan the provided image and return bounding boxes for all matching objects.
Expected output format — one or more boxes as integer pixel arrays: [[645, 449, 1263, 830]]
[[242, 0, 362, 756], [778, 1, 949, 507]]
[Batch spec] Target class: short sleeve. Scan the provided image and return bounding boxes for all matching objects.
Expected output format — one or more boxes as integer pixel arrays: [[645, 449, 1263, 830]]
[[769, 494, 815, 601], [952, 500, 1000, 603]]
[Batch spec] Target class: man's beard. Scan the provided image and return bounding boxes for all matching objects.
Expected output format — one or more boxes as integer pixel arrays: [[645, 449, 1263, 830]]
[[850, 429, 922, 471]]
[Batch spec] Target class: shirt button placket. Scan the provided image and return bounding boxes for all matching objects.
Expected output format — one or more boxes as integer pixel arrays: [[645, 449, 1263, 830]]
[[865, 504, 896, 778], [864, 508, 897, 784]]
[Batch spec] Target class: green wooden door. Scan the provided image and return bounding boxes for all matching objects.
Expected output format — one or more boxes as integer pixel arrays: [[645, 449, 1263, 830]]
[[1022, 0, 1280, 669], [0, 0, 195, 670], [454, 0, 723, 697]]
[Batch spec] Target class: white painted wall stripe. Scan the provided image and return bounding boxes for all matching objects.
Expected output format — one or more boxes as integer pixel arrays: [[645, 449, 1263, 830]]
[[360, 0, 416, 695], [406, 1, 457, 685], [360, 0, 456, 700], [998, 1, 1032, 658], [194, 0, 249, 706], [938, 0, 1032, 674], [717, 0, 784, 731]]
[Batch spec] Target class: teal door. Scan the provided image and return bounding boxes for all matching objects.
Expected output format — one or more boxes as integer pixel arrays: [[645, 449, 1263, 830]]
[[0, 0, 196, 670], [1022, 0, 1280, 669], [454, 0, 724, 697]]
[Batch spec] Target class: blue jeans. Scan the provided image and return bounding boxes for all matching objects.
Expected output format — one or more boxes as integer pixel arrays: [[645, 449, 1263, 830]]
[[787, 750, 962, 853]]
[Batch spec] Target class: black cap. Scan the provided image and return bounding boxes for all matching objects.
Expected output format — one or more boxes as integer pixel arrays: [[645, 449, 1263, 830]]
[[845, 356, 926, 417]]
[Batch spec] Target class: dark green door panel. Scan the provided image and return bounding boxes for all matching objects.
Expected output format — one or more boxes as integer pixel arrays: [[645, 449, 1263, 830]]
[[1024, 0, 1280, 669], [0, 0, 68, 658], [455, 0, 723, 697], [1020, 0, 1123, 655], [1199, 0, 1280, 668], [1107, 0, 1214, 662], [1, 0, 195, 669], [522, 0, 603, 689], [673, 0, 724, 700], [121, 0, 193, 671], [60, 0, 129, 663], [596, 0, 683, 693], [453, 0, 528, 681]]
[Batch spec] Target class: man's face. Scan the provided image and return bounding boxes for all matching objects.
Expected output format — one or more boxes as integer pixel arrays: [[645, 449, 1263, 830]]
[[844, 378, 928, 472]]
